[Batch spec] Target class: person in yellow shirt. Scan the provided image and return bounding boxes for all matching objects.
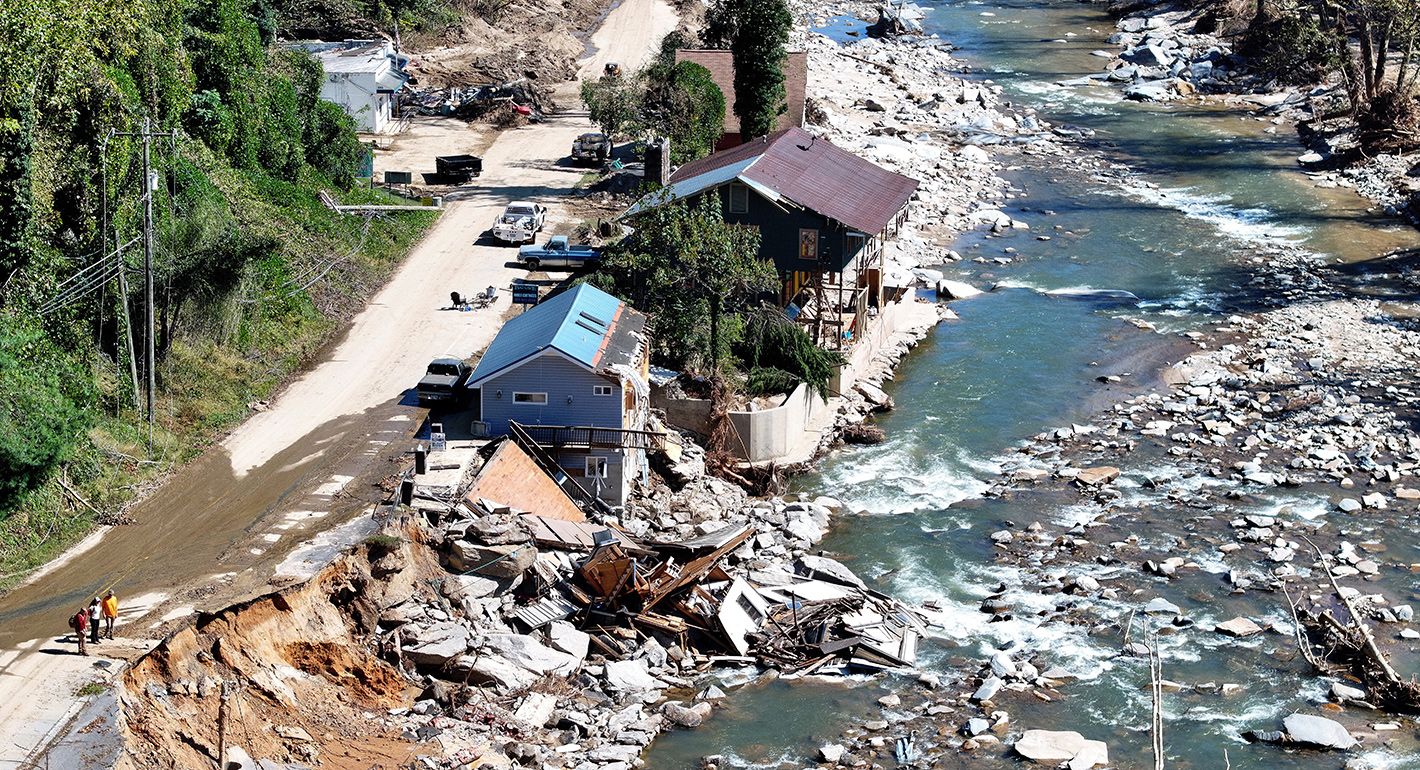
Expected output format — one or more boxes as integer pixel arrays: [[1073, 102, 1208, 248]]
[[100, 591, 119, 639]]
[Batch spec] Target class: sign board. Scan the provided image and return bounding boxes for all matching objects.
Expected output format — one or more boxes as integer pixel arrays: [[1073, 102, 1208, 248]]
[[383, 170, 413, 185], [511, 282, 541, 305], [430, 431, 447, 452]]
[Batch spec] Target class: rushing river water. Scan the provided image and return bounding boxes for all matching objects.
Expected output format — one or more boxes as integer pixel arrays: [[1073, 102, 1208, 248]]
[[648, 1, 1420, 767]]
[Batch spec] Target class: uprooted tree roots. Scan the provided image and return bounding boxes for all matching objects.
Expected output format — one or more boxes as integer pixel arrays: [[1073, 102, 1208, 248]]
[[1289, 545, 1420, 712]]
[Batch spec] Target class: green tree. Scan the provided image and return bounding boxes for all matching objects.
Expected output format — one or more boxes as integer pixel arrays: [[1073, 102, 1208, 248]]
[[599, 195, 772, 371], [0, 328, 94, 506], [737, 306, 842, 397], [700, 0, 741, 49], [305, 101, 366, 186], [581, 75, 643, 141], [640, 61, 726, 163], [730, 0, 791, 139]]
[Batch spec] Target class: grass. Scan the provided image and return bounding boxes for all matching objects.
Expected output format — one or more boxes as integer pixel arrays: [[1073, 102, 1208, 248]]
[[0, 169, 438, 592], [75, 682, 107, 698], [363, 533, 403, 552]]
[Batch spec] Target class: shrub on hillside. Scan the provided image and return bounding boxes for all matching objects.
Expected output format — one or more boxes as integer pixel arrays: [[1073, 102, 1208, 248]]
[[0, 330, 94, 508]]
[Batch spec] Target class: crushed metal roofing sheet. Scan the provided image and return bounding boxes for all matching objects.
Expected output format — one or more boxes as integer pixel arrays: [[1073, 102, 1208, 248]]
[[511, 593, 578, 629]]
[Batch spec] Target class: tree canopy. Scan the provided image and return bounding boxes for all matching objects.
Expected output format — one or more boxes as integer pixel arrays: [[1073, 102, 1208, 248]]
[[593, 194, 773, 372], [728, 0, 792, 139], [580, 34, 727, 164]]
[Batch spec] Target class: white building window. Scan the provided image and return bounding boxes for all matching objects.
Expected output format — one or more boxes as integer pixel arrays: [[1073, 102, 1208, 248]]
[[593, 384, 614, 396], [728, 183, 749, 214], [513, 392, 547, 405], [585, 457, 608, 478]]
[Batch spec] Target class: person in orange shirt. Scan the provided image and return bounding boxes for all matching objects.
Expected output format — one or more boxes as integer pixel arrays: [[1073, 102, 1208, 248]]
[[100, 591, 119, 639]]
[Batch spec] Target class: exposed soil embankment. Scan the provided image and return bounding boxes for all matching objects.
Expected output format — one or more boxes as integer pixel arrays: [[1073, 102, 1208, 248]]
[[119, 521, 425, 769], [405, 0, 635, 96]]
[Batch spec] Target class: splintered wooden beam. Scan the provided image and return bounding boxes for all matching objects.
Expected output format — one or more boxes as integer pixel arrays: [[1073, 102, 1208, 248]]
[[642, 527, 756, 612]]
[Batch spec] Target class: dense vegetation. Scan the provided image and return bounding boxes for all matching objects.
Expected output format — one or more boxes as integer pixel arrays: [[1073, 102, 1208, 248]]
[[701, 0, 792, 139], [582, 34, 728, 163], [0, 0, 435, 581]]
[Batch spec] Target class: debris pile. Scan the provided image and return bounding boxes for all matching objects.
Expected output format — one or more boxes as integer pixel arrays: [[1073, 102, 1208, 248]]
[[405, 80, 549, 120], [418, 437, 926, 676]]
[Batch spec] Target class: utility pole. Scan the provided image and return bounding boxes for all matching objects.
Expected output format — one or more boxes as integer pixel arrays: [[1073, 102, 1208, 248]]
[[100, 130, 142, 415], [142, 117, 156, 434], [112, 118, 176, 441]]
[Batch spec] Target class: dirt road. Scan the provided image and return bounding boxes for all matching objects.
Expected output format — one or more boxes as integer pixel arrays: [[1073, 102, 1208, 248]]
[[0, 0, 675, 763]]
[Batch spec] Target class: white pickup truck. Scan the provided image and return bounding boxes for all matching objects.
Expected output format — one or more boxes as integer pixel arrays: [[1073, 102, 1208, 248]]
[[492, 201, 547, 244]]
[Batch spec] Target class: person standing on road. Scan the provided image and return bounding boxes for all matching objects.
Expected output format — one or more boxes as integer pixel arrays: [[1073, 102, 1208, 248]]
[[70, 608, 89, 656], [101, 591, 119, 639], [87, 598, 101, 646]]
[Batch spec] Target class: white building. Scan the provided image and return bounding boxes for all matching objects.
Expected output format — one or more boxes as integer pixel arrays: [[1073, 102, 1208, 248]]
[[290, 39, 408, 134]]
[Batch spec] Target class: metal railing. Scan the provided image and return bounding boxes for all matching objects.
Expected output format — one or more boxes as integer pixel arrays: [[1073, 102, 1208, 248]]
[[506, 423, 608, 515], [514, 423, 673, 452]]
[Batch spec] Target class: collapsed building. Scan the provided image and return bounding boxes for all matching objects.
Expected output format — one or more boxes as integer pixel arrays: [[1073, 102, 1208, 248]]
[[430, 432, 925, 676], [113, 418, 926, 770]]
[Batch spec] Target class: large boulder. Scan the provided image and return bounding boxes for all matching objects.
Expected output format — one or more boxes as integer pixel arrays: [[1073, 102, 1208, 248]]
[[547, 620, 591, 660], [661, 701, 704, 728], [513, 692, 557, 728], [1283, 713, 1357, 750], [784, 511, 827, 545], [937, 279, 983, 300], [1075, 466, 1121, 486], [1215, 617, 1263, 638], [1122, 44, 1173, 68], [795, 555, 866, 589], [454, 653, 538, 691], [402, 621, 471, 666], [448, 541, 535, 579], [463, 514, 529, 545], [604, 659, 666, 693], [480, 633, 579, 676], [443, 574, 500, 599], [1014, 730, 1109, 768]]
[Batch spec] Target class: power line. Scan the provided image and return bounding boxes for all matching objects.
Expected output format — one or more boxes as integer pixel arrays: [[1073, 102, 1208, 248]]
[[48, 245, 118, 293], [236, 214, 377, 305], [37, 236, 141, 316], [38, 262, 122, 316]]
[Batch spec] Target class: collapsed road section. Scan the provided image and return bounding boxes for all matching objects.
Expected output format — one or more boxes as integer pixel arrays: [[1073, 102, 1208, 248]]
[[113, 430, 928, 769]]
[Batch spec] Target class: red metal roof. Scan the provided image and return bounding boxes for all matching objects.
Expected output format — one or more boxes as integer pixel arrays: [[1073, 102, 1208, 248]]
[[667, 127, 919, 234]]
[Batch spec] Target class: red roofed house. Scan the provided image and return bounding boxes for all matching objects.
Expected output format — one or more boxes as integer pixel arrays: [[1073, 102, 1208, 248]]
[[674, 49, 808, 150], [623, 127, 918, 350]]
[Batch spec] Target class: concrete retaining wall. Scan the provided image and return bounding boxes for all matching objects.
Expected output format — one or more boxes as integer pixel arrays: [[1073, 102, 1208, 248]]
[[653, 300, 909, 463]]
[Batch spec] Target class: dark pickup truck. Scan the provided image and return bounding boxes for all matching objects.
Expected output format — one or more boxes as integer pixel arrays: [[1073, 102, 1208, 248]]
[[516, 236, 601, 270], [417, 356, 471, 405]]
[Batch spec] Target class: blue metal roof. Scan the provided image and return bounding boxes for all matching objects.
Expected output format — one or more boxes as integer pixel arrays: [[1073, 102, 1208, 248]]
[[468, 284, 628, 386]]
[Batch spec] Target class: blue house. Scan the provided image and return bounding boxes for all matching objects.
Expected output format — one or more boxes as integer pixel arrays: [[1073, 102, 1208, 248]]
[[466, 284, 651, 506]]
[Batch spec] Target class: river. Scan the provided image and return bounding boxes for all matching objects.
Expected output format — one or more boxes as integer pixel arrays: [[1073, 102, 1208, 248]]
[[646, 0, 1420, 768]]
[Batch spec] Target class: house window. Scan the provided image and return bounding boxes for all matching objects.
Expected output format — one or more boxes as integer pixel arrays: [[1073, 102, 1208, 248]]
[[585, 456, 609, 478], [513, 392, 547, 405], [593, 384, 614, 396], [728, 183, 749, 214], [736, 593, 764, 621]]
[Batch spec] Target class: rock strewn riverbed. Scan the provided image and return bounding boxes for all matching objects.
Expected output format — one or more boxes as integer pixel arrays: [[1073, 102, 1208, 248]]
[[1089, 0, 1420, 224]]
